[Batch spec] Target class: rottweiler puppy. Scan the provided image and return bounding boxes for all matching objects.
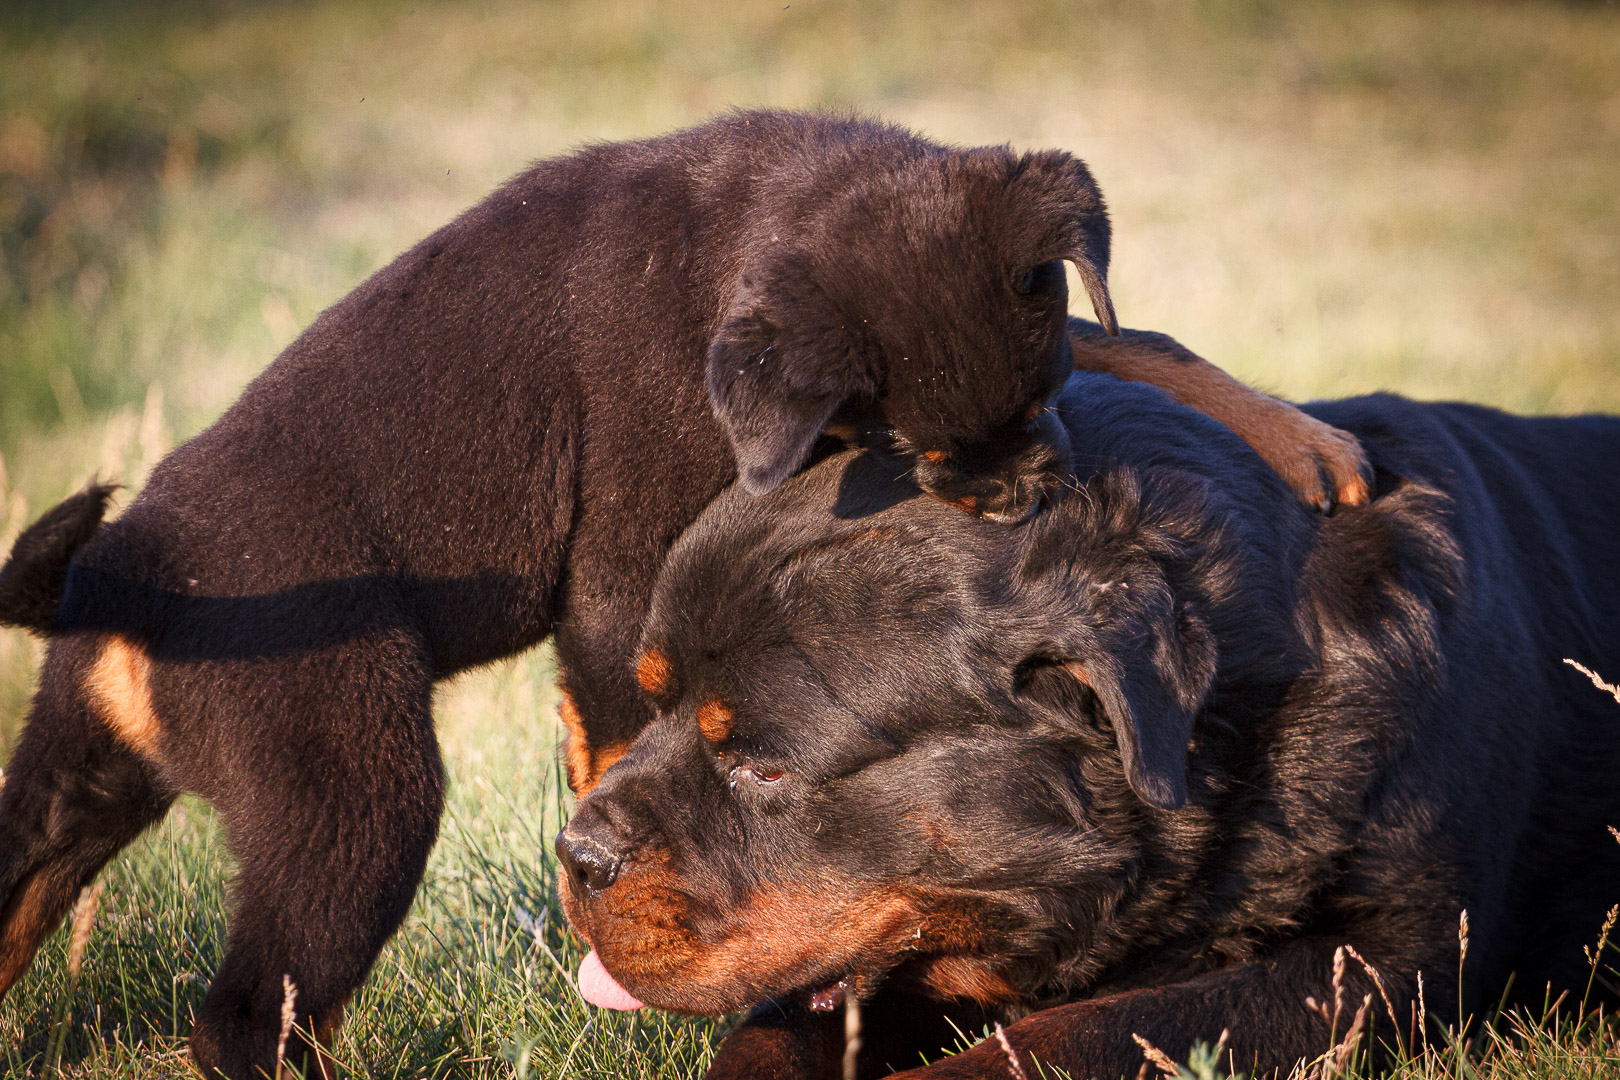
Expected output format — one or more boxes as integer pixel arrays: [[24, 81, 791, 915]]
[[558, 373, 1620, 1078], [0, 111, 1365, 1077]]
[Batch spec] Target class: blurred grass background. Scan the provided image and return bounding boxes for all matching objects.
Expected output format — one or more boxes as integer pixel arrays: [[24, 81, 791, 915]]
[[0, 0, 1617, 1075]]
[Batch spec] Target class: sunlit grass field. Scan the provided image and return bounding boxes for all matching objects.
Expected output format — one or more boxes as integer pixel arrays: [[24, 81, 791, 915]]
[[1, 0, 1617, 1075]]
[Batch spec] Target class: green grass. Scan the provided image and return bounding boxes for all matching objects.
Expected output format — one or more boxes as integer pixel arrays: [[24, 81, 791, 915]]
[[1, 652, 727, 1078], [2, 0, 1618, 1075]]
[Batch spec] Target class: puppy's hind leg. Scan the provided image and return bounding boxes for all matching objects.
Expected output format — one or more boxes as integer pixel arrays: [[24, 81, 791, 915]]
[[0, 636, 176, 998], [187, 628, 443, 1080]]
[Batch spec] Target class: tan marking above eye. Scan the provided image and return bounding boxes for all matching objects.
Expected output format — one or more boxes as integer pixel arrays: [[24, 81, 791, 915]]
[[1023, 400, 1045, 422], [636, 646, 673, 696], [696, 699, 734, 743], [921, 449, 948, 464], [86, 634, 161, 760], [558, 687, 629, 796]]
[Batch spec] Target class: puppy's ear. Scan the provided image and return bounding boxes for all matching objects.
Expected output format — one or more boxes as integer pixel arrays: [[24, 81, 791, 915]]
[[1057, 607, 1215, 810], [1021, 469, 1220, 809], [1015, 149, 1117, 336], [707, 297, 868, 496]]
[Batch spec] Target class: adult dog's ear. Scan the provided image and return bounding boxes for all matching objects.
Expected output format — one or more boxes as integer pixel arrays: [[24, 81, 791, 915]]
[[1056, 606, 1216, 810], [1014, 149, 1117, 336], [1021, 469, 1221, 809], [707, 295, 869, 496]]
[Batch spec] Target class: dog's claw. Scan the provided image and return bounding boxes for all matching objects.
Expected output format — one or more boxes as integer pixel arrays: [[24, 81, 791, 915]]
[[1273, 409, 1373, 514]]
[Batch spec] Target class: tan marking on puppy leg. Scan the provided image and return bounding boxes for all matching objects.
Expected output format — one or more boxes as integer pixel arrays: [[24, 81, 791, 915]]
[[557, 689, 629, 796], [312, 999, 348, 1080], [1070, 325, 1371, 510], [696, 699, 733, 743], [0, 868, 73, 997], [86, 635, 161, 760], [636, 646, 673, 696]]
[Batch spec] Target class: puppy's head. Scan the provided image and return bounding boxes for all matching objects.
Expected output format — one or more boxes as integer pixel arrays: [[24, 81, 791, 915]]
[[556, 440, 1294, 1016], [707, 142, 1115, 524]]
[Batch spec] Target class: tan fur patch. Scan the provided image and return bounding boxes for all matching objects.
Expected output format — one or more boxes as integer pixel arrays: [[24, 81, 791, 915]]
[[636, 646, 673, 696], [86, 635, 160, 760], [929, 492, 978, 514], [558, 689, 629, 796], [1062, 659, 1093, 689], [0, 868, 72, 997], [915, 954, 1016, 1005], [922, 449, 948, 464], [572, 856, 926, 1015], [696, 699, 733, 743], [1068, 323, 1371, 509], [563, 836, 1017, 1015]]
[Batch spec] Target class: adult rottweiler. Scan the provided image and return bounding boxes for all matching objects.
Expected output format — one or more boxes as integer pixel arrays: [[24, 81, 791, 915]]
[[557, 372, 1620, 1078], [0, 111, 1364, 1077]]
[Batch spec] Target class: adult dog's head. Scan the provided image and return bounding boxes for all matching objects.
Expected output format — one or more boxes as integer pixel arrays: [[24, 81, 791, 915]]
[[706, 114, 1117, 524], [558, 374, 1454, 1016]]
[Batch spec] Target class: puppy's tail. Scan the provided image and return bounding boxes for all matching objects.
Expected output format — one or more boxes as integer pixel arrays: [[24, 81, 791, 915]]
[[0, 484, 117, 633]]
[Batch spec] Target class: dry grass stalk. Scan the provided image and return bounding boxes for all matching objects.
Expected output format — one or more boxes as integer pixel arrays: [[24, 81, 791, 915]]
[[45, 880, 106, 1069], [843, 989, 862, 1080], [1326, 994, 1373, 1077], [1132, 1032, 1181, 1078], [1565, 659, 1620, 704], [1583, 904, 1619, 1010], [274, 973, 298, 1080], [1416, 969, 1428, 1041], [994, 1022, 1031, 1080], [67, 880, 104, 980], [1330, 946, 1347, 1040], [1344, 944, 1402, 1052]]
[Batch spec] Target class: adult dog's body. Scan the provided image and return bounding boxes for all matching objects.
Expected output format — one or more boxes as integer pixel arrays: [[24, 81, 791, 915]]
[[558, 374, 1620, 1078], [0, 112, 1364, 1077]]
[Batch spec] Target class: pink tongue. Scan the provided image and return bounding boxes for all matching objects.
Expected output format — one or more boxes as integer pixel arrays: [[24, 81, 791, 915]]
[[578, 949, 646, 1011]]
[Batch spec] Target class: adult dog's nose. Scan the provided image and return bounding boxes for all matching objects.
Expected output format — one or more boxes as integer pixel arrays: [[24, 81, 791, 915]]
[[555, 805, 628, 892]]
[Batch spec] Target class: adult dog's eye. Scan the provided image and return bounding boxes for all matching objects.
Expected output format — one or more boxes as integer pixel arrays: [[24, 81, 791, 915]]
[[729, 764, 785, 788]]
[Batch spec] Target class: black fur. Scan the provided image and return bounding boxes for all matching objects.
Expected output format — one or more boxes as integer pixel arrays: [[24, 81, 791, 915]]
[[0, 484, 116, 633], [559, 373, 1620, 1078], [0, 110, 1359, 1078]]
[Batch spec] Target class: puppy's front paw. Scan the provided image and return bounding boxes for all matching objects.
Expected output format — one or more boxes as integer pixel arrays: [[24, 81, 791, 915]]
[[1246, 402, 1372, 513]]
